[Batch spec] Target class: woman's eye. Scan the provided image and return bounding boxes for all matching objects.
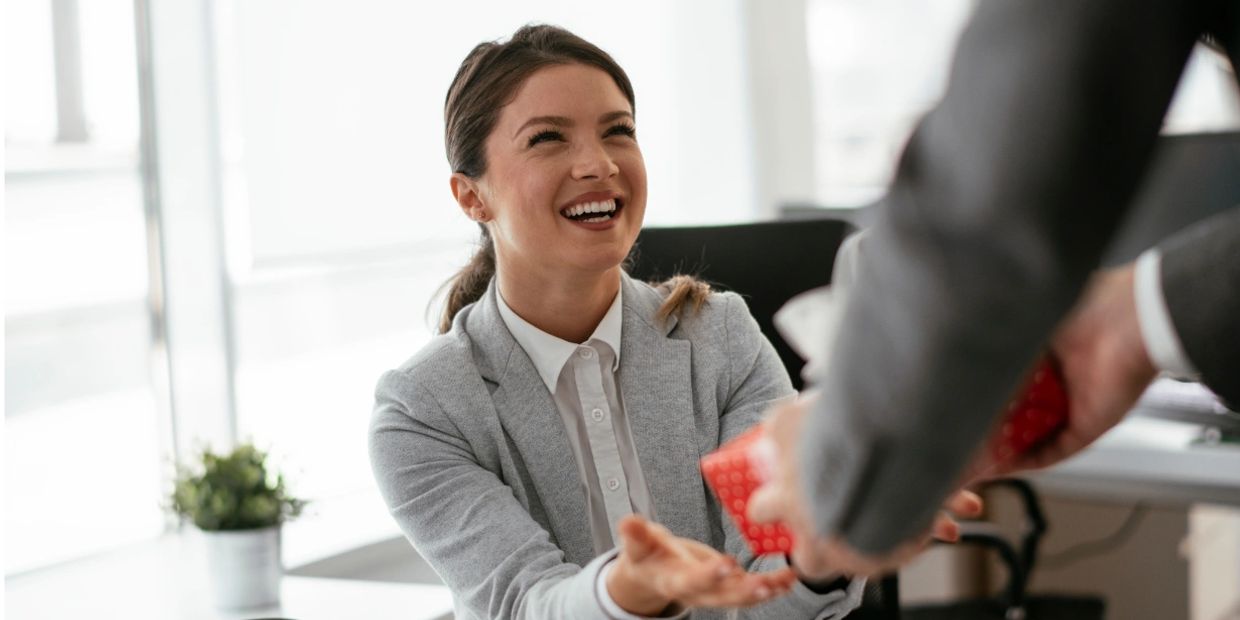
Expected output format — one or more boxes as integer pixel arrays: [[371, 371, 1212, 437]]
[[605, 123, 636, 139], [527, 130, 563, 147]]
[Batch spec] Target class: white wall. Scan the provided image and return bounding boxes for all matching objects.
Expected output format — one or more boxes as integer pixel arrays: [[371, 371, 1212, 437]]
[[218, 0, 762, 270]]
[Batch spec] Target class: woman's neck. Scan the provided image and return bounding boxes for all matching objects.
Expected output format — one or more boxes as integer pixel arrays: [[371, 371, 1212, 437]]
[[497, 266, 621, 344]]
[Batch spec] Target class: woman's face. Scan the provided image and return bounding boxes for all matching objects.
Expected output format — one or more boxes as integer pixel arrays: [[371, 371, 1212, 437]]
[[464, 63, 647, 279]]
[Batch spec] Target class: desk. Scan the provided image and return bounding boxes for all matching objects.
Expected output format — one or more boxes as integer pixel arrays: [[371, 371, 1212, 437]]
[[5, 532, 454, 620], [1032, 381, 1240, 507], [1022, 385, 1240, 620]]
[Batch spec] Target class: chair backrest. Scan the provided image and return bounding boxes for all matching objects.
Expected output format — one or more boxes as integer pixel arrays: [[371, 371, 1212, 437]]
[[626, 218, 852, 390]]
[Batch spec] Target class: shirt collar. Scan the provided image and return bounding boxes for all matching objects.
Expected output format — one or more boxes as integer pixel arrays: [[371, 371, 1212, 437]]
[[496, 287, 623, 393]]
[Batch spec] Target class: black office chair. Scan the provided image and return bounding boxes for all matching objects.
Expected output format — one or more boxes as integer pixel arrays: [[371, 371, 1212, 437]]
[[627, 218, 852, 391], [899, 479, 1105, 620]]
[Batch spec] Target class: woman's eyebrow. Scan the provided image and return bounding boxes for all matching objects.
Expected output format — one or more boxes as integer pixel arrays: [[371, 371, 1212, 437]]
[[598, 111, 633, 124], [512, 115, 572, 139]]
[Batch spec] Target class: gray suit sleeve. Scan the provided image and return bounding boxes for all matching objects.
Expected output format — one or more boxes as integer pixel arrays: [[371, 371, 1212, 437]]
[[715, 294, 866, 619], [368, 369, 615, 620], [1159, 206, 1240, 405], [800, 0, 1213, 553]]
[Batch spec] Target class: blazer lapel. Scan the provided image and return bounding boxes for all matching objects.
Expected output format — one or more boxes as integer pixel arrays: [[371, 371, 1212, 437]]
[[618, 274, 712, 544], [465, 283, 594, 564]]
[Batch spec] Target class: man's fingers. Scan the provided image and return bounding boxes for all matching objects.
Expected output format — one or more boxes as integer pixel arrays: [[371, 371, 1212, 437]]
[[1020, 431, 1087, 471], [747, 484, 784, 524]]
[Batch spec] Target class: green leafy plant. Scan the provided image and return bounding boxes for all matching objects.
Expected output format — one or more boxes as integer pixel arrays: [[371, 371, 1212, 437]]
[[170, 443, 306, 531]]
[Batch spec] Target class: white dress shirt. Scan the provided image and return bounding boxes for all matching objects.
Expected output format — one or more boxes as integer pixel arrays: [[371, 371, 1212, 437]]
[[1134, 247, 1199, 378], [497, 288, 681, 619]]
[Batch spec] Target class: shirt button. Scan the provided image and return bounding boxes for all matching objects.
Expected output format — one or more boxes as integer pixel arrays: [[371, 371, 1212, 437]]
[[591, 408, 605, 422], [606, 478, 621, 491], [578, 348, 594, 359]]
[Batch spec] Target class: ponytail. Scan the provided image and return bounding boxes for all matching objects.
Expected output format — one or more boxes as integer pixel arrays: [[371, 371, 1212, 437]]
[[438, 225, 496, 333], [653, 274, 712, 322]]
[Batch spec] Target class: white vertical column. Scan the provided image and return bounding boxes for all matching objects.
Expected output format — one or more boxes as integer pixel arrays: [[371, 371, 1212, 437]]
[[1188, 504, 1240, 620], [51, 0, 90, 142], [134, 0, 237, 460], [741, 0, 818, 219]]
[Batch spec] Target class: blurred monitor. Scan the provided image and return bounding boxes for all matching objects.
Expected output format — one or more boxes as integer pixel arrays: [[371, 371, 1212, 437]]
[[784, 130, 1240, 263], [1105, 130, 1240, 265]]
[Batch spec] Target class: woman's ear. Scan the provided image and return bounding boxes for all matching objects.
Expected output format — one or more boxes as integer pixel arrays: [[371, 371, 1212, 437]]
[[450, 173, 490, 222]]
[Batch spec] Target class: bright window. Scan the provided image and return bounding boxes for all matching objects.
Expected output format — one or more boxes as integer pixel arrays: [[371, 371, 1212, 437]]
[[5, 0, 166, 574], [211, 1, 761, 510], [806, 0, 1240, 207]]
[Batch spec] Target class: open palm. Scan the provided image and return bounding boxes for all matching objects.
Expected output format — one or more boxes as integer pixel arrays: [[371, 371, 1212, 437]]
[[608, 514, 796, 614]]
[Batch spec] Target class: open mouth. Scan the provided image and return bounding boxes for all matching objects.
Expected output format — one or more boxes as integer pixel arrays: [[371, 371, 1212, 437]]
[[560, 198, 624, 224]]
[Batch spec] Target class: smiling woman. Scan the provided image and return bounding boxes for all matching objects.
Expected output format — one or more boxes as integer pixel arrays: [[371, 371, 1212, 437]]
[[368, 24, 865, 620], [451, 62, 647, 344], [437, 29, 707, 337]]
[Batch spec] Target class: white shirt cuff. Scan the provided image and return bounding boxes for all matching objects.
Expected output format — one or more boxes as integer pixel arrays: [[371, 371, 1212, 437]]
[[597, 558, 689, 620], [1134, 248, 1199, 378]]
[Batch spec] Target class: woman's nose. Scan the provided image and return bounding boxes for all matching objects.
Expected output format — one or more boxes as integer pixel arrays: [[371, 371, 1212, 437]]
[[571, 141, 619, 180]]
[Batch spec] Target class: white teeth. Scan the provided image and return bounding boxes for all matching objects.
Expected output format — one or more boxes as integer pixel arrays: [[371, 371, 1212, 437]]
[[563, 199, 617, 218]]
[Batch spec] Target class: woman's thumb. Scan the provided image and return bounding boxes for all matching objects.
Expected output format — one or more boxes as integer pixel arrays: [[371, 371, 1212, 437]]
[[619, 515, 659, 563]]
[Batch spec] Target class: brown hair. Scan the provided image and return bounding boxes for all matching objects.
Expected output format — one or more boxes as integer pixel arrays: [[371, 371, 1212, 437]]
[[437, 24, 708, 333], [652, 275, 712, 322]]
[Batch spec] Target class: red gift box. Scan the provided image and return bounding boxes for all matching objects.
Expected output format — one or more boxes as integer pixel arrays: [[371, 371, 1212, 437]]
[[700, 355, 1070, 556], [700, 426, 793, 556], [989, 355, 1070, 462]]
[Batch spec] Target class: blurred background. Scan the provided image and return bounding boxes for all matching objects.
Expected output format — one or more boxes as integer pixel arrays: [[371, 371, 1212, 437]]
[[5, 1, 1239, 618]]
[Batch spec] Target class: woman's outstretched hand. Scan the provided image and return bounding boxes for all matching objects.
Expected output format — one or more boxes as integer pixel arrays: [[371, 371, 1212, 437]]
[[607, 514, 797, 616]]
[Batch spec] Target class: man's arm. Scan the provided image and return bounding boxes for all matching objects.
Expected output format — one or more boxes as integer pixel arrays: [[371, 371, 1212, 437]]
[[801, 0, 1207, 554], [1158, 206, 1240, 405]]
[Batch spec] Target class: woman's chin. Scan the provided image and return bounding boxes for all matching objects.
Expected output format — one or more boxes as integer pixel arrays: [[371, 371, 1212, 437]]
[[567, 249, 632, 276]]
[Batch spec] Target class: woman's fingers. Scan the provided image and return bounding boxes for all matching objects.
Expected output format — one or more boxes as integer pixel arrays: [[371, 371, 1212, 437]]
[[931, 489, 984, 543], [666, 556, 727, 595], [930, 513, 961, 543], [622, 517, 802, 608], [682, 569, 795, 608], [751, 567, 797, 594], [679, 537, 728, 563], [617, 515, 662, 563]]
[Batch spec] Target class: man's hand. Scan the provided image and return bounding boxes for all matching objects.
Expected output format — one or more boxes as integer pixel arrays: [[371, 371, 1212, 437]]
[[607, 515, 796, 615], [747, 396, 983, 579], [748, 264, 1157, 580], [968, 264, 1158, 480]]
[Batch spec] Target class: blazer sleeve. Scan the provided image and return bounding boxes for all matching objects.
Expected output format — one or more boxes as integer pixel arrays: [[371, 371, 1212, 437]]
[[368, 368, 615, 620], [714, 294, 866, 620], [1159, 206, 1240, 405], [800, 0, 1213, 554]]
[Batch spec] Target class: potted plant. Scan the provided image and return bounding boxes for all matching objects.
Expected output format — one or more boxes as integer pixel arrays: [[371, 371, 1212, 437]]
[[170, 442, 306, 609]]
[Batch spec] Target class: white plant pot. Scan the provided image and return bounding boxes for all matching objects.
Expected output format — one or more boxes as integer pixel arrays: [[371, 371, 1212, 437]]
[[203, 525, 283, 609]]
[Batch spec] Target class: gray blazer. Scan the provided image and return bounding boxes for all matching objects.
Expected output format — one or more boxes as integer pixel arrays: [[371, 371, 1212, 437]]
[[369, 273, 864, 620], [801, 0, 1240, 554]]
